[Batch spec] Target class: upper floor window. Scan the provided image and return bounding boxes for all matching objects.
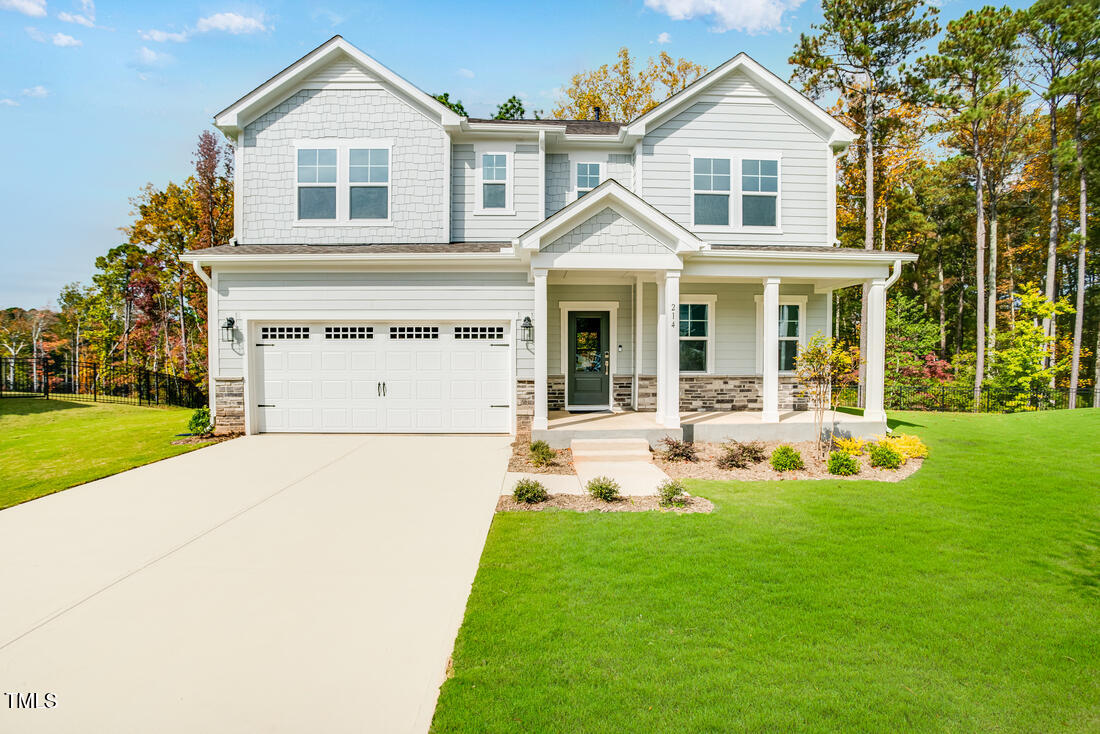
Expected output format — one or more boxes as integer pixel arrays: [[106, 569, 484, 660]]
[[576, 162, 601, 198], [481, 154, 508, 208], [691, 151, 781, 230], [349, 148, 389, 220], [297, 148, 337, 220], [294, 139, 393, 225], [742, 159, 778, 227]]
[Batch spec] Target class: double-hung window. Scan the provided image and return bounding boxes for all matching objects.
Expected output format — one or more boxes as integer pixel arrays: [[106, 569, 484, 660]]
[[576, 162, 601, 198], [297, 148, 337, 220], [755, 295, 807, 374], [692, 151, 781, 230], [478, 152, 510, 212], [678, 296, 717, 373], [349, 148, 389, 219]]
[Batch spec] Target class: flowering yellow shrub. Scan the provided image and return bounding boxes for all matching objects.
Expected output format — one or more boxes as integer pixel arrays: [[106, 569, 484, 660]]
[[885, 434, 929, 459], [834, 436, 866, 456]]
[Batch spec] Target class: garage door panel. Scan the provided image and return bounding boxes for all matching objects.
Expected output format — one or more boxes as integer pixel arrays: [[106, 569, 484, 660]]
[[263, 381, 284, 400], [321, 352, 347, 371], [322, 408, 349, 429], [482, 379, 509, 402], [351, 380, 377, 400], [288, 381, 313, 400], [288, 408, 314, 430], [287, 352, 313, 371], [351, 353, 377, 371], [451, 351, 477, 371], [321, 381, 347, 400]]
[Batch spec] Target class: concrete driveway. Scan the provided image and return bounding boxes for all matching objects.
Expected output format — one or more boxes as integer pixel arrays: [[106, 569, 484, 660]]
[[0, 434, 510, 733]]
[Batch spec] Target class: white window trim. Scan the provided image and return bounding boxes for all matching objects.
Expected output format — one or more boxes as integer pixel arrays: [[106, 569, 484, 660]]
[[558, 300, 618, 411], [474, 146, 515, 215], [292, 138, 394, 227], [754, 294, 808, 375], [689, 148, 783, 234], [678, 294, 717, 374], [570, 154, 605, 201]]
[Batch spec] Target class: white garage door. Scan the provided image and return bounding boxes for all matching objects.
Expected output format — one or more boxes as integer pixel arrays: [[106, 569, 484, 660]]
[[253, 323, 511, 433]]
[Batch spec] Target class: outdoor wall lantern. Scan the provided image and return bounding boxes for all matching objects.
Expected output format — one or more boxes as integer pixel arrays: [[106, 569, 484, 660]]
[[519, 316, 534, 343], [221, 317, 236, 343]]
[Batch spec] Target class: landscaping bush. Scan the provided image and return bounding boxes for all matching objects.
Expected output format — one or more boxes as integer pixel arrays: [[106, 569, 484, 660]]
[[887, 433, 929, 459], [657, 479, 687, 508], [869, 441, 904, 469], [827, 451, 860, 476], [833, 436, 866, 456], [716, 440, 767, 469], [770, 445, 805, 472], [586, 476, 621, 501], [188, 406, 212, 435], [528, 440, 556, 467], [512, 478, 549, 504], [660, 437, 698, 462]]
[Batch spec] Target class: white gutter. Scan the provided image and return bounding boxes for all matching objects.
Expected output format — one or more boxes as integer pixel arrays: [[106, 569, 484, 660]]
[[884, 258, 904, 288], [181, 251, 520, 265], [690, 249, 918, 263], [191, 260, 212, 286]]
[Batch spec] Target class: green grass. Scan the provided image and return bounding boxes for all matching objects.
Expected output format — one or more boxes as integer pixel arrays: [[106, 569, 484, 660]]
[[0, 398, 207, 509], [433, 410, 1100, 733]]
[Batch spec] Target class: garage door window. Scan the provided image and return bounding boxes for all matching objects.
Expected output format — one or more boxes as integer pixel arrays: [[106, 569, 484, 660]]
[[454, 326, 504, 340], [390, 326, 439, 339], [261, 326, 310, 339], [324, 326, 373, 339]]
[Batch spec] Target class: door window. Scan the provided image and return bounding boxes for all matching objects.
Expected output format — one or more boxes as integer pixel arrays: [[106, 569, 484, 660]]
[[574, 317, 602, 373]]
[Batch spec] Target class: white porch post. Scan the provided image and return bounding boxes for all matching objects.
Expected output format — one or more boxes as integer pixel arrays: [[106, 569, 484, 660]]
[[864, 278, 887, 423], [762, 277, 780, 423], [662, 272, 681, 428], [634, 274, 643, 410], [655, 273, 667, 420], [533, 268, 549, 430]]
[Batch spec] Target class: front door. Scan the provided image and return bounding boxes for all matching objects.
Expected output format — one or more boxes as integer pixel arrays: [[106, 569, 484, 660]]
[[568, 311, 610, 408]]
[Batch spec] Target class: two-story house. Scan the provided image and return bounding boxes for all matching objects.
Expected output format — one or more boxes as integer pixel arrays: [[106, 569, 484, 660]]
[[182, 36, 916, 445]]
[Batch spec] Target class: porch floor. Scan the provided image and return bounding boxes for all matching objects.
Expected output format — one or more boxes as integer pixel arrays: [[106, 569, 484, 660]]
[[535, 410, 886, 448]]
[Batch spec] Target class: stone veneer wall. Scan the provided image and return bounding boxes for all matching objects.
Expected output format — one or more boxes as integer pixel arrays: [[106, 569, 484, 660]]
[[536, 375, 806, 413], [214, 378, 245, 435], [515, 379, 534, 435]]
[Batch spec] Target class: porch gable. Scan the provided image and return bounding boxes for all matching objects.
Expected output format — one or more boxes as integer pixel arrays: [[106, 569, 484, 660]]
[[542, 207, 672, 256]]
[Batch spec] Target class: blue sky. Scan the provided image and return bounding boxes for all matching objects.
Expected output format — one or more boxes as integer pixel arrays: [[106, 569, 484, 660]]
[[1, 0, 1028, 308]]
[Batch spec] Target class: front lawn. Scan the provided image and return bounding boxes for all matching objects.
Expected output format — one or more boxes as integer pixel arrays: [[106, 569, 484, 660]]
[[433, 410, 1100, 732], [0, 398, 207, 509]]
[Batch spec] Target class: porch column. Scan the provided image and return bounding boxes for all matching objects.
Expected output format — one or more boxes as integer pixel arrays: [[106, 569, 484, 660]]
[[633, 274, 643, 410], [655, 272, 667, 420], [662, 272, 681, 428], [762, 277, 780, 423], [533, 268, 549, 430], [864, 278, 887, 423]]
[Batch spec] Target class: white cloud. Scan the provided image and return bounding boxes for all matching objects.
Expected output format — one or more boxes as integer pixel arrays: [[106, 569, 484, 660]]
[[644, 0, 802, 33], [1, 0, 47, 18], [51, 31, 81, 46], [657, 31, 671, 44], [58, 10, 92, 26], [136, 45, 171, 66], [195, 11, 268, 34], [0, 98, 20, 107], [21, 85, 49, 97], [457, 68, 474, 79], [140, 28, 188, 42]]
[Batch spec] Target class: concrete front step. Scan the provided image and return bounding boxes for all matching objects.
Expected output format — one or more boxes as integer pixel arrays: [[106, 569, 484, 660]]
[[570, 438, 652, 463]]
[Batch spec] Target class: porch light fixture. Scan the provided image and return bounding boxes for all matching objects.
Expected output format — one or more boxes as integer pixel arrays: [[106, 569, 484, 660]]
[[221, 317, 236, 343], [519, 316, 534, 343]]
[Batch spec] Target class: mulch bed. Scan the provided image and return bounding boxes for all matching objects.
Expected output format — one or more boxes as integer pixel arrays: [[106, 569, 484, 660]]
[[171, 433, 239, 446], [508, 431, 575, 475], [655, 440, 923, 483], [496, 494, 715, 513]]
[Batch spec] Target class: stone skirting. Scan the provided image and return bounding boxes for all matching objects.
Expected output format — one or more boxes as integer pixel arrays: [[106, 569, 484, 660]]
[[214, 377, 245, 435], [531, 375, 807, 413]]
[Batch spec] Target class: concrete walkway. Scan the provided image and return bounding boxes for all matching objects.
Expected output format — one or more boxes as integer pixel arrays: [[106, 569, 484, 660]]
[[0, 433, 510, 734]]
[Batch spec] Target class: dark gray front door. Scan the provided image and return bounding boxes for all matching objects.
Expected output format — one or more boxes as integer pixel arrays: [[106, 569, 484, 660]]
[[568, 311, 610, 407]]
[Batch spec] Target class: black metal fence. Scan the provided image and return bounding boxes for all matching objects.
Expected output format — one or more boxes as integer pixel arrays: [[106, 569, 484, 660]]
[[835, 384, 1097, 413], [0, 357, 206, 409]]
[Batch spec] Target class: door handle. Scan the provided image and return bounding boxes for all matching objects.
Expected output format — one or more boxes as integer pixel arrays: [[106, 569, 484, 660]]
[[383, 381, 387, 396], [377, 381, 381, 396], [604, 352, 609, 375]]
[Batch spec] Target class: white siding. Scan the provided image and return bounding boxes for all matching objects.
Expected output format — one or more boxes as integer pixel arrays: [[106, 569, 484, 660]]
[[641, 69, 831, 246], [241, 87, 449, 244], [215, 270, 535, 378], [451, 143, 541, 241]]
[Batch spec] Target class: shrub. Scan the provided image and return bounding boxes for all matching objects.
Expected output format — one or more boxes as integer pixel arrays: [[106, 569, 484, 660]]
[[660, 437, 698, 462], [657, 479, 687, 507], [586, 476, 621, 501], [833, 436, 866, 456], [716, 440, 767, 469], [770, 445, 805, 472], [887, 433, 929, 459], [528, 440, 556, 467], [188, 406, 212, 435], [869, 441, 904, 470], [512, 478, 549, 504], [827, 451, 859, 476]]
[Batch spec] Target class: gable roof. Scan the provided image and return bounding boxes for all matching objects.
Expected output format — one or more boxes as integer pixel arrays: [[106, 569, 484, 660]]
[[625, 53, 855, 148], [214, 36, 463, 136], [514, 179, 704, 253]]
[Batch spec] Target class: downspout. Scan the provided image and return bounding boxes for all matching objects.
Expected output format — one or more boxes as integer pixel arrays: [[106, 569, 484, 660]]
[[884, 258, 903, 290], [191, 260, 212, 287]]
